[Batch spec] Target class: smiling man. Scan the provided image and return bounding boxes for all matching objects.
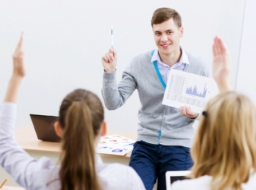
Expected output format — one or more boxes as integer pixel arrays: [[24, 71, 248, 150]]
[[101, 8, 209, 190]]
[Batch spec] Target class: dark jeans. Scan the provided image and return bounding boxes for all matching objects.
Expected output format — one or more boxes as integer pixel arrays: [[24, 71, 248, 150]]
[[129, 141, 193, 190]]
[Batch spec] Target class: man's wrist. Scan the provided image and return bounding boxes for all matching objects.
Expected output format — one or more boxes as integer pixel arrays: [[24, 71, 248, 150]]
[[104, 68, 116, 73]]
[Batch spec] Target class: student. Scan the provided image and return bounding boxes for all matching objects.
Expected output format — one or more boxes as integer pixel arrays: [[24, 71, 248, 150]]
[[101, 7, 209, 190], [0, 33, 145, 190], [172, 37, 256, 189]]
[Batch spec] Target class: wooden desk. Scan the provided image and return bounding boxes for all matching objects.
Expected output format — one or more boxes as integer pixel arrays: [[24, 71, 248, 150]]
[[0, 187, 25, 190], [15, 126, 136, 158]]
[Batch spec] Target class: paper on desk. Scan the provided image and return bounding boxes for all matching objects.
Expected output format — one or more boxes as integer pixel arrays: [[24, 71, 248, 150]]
[[97, 134, 135, 156], [162, 69, 218, 113]]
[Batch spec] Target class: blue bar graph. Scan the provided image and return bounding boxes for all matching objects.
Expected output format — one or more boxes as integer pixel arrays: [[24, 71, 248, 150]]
[[186, 84, 207, 98]]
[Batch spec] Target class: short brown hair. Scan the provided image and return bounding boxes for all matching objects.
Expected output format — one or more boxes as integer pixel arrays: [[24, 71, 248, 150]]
[[151, 8, 182, 27]]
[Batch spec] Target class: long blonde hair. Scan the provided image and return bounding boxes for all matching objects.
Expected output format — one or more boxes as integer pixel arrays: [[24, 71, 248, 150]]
[[190, 91, 256, 190]]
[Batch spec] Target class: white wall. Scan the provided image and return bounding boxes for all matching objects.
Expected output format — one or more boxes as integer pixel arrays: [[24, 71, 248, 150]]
[[0, 0, 245, 132], [236, 0, 256, 102]]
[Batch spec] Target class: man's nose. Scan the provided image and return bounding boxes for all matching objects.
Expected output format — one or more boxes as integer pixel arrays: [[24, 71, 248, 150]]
[[160, 34, 168, 41]]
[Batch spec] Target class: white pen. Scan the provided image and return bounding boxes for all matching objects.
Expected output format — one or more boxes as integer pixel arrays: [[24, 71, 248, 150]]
[[111, 25, 114, 48]]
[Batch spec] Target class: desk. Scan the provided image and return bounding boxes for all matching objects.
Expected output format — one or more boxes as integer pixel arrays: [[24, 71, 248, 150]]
[[0, 187, 25, 190], [15, 126, 136, 158], [0, 126, 136, 187]]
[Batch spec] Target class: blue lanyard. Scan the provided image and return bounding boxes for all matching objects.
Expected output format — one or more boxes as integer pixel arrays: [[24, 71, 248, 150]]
[[151, 50, 164, 144], [151, 50, 166, 90]]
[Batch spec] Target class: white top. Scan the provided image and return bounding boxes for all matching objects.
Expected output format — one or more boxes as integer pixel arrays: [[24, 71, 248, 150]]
[[172, 174, 256, 190], [0, 102, 145, 190], [151, 47, 190, 83]]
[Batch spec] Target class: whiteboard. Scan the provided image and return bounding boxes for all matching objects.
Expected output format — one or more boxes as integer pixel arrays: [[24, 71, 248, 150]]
[[0, 0, 245, 132]]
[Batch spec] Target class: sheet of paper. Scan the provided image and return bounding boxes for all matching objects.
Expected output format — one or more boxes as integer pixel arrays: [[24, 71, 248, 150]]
[[162, 69, 218, 113], [97, 134, 135, 156]]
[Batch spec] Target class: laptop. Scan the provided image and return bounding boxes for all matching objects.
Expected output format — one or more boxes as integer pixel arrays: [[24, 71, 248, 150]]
[[30, 114, 61, 142], [166, 171, 191, 190]]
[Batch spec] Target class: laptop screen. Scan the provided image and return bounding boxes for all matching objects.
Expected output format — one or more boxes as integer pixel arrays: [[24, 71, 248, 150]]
[[170, 176, 187, 184], [166, 171, 190, 190], [30, 114, 60, 142]]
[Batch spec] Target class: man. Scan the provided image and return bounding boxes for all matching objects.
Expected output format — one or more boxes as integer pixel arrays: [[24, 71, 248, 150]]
[[101, 8, 209, 190]]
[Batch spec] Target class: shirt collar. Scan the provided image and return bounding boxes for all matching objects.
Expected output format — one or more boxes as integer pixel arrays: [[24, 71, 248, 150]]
[[151, 47, 190, 67]]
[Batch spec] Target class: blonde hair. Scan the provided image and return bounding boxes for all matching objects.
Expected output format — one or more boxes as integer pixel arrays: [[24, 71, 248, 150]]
[[190, 91, 256, 190]]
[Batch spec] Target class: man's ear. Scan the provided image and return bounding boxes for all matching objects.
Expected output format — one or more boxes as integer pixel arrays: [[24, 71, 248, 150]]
[[100, 122, 107, 136], [54, 121, 63, 138], [180, 26, 184, 37]]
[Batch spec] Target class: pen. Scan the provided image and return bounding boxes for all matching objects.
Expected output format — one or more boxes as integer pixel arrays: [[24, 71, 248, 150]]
[[0, 178, 8, 188], [111, 25, 114, 48]]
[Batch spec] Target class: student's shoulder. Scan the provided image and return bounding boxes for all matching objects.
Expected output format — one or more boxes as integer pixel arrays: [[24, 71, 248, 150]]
[[103, 163, 137, 176], [100, 163, 145, 189]]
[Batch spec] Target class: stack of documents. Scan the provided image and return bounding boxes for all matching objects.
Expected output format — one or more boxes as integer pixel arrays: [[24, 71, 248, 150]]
[[97, 134, 135, 156]]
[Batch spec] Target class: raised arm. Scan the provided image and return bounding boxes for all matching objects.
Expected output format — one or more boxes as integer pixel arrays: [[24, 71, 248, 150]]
[[4, 32, 25, 103], [101, 49, 137, 110], [212, 36, 231, 92], [0, 33, 56, 189]]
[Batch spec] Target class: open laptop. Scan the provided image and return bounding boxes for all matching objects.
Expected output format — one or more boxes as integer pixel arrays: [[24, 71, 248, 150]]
[[30, 114, 60, 142], [166, 170, 191, 190]]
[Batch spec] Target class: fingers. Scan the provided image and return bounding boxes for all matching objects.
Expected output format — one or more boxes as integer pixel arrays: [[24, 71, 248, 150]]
[[17, 32, 24, 50], [180, 106, 198, 118], [212, 37, 218, 56], [180, 106, 186, 116], [217, 37, 227, 55], [111, 48, 118, 60], [102, 49, 116, 63], [213, 36, 227, 56], [12, 32, 26, 78], [214, 36, 221, 55], [185, 107, 194, 116], [13, 32, 24, 59]]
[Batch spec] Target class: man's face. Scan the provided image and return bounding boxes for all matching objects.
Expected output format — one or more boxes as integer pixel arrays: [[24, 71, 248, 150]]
[[152, 18, 184, 56]]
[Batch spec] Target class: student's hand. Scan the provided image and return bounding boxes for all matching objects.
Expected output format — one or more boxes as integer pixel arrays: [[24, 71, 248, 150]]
[[4, 32, 25, 103], [212, 36, 231, 91], [102, 48, 117, 73], [13, 32, 25, 78], [180, 106, 198, 119]]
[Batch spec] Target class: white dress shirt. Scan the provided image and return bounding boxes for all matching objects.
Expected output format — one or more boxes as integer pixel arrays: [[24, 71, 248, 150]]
[[172, 174, 256, 190], [151, 47, 190, 84], [0, 102, 145, 190]]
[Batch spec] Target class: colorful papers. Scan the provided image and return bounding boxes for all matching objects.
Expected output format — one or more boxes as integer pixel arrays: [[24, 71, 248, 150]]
[[97, 134, 135, 156]]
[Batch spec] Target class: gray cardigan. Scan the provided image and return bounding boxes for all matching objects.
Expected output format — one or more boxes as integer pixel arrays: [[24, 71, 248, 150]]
[[102, 51, 209, 147]]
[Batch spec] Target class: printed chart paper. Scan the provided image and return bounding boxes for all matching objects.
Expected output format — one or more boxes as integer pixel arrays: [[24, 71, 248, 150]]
[[162, 70, 218, 112], [97, 134, 135, 156]]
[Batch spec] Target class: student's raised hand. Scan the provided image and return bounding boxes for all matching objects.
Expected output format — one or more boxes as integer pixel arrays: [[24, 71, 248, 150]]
[[102, 48, 117, 73], [180, 106, 198, 119], [212, 36, 230, 91], [13, 32, 25, 78], [4, 32, 25, 103]]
